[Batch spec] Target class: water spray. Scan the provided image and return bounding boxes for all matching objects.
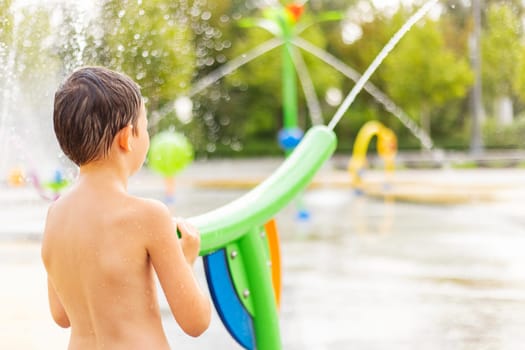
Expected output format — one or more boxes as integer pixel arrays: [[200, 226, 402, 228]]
[[327, 0, 439, 131], [293, 37, 434, 150]]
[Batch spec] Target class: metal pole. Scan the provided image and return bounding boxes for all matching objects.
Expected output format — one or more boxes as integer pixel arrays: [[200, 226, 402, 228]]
[[282, 42, 298, 130], [470, 0, 484, 155]]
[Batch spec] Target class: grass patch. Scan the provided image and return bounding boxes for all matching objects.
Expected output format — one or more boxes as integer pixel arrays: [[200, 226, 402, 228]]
[[451, 161, 478, 169]]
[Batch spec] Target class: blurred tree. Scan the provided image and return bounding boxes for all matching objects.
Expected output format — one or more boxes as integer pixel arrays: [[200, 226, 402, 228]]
[[380, 12, 473, 144], [514, 47, 525, 102], [97, 0, 196, 122], [324, 4, 402, 147], [481, 3, 522, 125], [53, 3, 98, 73], [8, 4, 62, 119], [438, 0, 525, 149], [5, 0, 524, 155], [2, 4, 63, 163], [327, 5, 472, 148], [0, 0, 14, 98], [0, 0, 13, 46], [0, 0, 14, 160]]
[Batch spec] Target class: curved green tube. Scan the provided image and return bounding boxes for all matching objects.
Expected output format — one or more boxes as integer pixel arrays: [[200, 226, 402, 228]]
[[187, 125, 337, 256], [238, 227, 281, 350]]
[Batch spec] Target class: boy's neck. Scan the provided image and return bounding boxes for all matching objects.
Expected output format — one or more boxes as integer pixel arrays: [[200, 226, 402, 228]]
[[78, 160, 130, 193]]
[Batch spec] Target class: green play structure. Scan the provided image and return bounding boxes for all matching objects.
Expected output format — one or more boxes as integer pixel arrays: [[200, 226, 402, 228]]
[[162, 1, 438, 348]]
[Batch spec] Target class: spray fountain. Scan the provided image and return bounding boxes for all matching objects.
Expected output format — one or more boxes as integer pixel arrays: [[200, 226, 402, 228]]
[[0, 1, 440, 348], [176, 1, 440, 348]]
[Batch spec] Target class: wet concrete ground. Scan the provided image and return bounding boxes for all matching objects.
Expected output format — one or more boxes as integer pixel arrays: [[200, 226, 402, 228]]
[[1, 159, 525, 349]]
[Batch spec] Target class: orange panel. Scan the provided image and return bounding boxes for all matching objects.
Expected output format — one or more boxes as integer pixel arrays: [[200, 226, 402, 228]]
[[264, 219, 281, 308]]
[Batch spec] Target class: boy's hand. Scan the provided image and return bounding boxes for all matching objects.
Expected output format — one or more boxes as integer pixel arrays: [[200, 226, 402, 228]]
[[176, 218, 200, 265]]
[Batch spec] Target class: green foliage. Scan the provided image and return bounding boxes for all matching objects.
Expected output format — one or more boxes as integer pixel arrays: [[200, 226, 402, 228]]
[[483, 116, 525, 149], [336, 8, 397, 76], [381, 16, 473, 137], [513, 46, 525, 101], [97, 0, 196, 112], [0, 0, 14, 101], [0, 3, 61, 121], [0, 0, 13, 46], [327, 5, 474, 149], [4, 0, 525, 157], [14, 6, 59, 91], [481, 3, 522, 98], [451, 160, 478, 169]]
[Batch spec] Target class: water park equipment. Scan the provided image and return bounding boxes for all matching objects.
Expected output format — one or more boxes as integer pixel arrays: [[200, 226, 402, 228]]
[[147, 130, 194, 203], [348, 120, 397, 191], [244, 3, 337, 220], [175, 2, 440, 348], [0, 0, 438, 347], [192, 125, 336, 349], [29, 169, 70, 201], [7, 167, 25, 187], [345, 121, 497, 204]]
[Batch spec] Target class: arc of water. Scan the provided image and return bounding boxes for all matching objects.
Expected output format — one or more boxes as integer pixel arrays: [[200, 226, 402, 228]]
[[327, 0, 439, 132], [189, 37, 284, 97], [293, 37, 433, 150], [288, 45, 324, 125], [148, 38, 284, 129]]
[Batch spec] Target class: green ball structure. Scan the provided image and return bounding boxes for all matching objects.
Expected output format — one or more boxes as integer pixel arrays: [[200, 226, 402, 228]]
[[147, 130, 194, 177]]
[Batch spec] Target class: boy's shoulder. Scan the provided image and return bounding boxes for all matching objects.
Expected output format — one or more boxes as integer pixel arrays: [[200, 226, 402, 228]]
[[125, 196, 177, 243], [130, 196, 171, 216], [125, 195, 174, 226], [47, 190, 172, 229]]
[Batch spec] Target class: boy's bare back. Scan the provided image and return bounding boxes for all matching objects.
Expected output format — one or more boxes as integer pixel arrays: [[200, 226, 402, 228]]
[[42, 67, 210, 349]]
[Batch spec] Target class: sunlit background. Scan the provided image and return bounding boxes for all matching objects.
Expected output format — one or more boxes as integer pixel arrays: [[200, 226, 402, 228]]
[[2, 0, 525, 349]]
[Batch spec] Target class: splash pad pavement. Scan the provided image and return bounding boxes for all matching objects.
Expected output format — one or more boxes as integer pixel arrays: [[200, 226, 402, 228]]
[[2, 159, 525, 349]]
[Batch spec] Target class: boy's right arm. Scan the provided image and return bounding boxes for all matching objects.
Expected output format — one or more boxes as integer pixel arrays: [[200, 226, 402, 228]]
[[143, 200, 211, 337]]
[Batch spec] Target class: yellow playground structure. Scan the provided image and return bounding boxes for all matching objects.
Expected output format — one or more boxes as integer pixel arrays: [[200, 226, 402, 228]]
[[191, 120, 503, 205], [348, 120, 397, 191], [346, 121, 501, 204]]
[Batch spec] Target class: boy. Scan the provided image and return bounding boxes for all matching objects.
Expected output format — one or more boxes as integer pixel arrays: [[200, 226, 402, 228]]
[[41, 66, 211, 349]]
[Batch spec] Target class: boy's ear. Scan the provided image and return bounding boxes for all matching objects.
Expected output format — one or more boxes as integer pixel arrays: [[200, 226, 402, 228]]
[[117, 125, 133, 152]]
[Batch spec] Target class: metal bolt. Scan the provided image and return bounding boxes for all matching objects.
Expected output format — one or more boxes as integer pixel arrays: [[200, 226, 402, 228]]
[[260, 231, 266, 238], [243, 289, 250, 298], [230, 250, 238, 259]]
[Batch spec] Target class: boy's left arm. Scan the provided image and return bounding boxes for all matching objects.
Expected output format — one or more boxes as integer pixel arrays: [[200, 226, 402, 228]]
[[47, 277, 71, 328]]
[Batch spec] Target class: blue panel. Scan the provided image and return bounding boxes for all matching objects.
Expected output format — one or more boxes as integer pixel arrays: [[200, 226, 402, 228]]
[[203, 250, 255, 349]]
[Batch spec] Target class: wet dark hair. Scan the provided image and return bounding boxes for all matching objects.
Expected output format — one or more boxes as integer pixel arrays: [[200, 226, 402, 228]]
[[53, 66, 142, 166]]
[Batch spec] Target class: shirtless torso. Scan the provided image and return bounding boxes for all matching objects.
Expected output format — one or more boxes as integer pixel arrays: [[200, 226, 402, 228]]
[[42, 176, 210, 350], [44, 70, 210, 349]]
